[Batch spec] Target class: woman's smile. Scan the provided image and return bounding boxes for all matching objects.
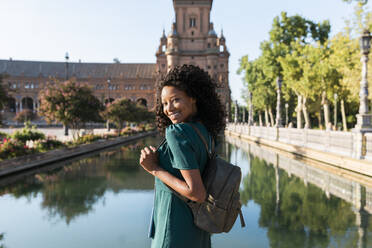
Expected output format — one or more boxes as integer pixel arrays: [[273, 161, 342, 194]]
[[169, 112, 181, 119]]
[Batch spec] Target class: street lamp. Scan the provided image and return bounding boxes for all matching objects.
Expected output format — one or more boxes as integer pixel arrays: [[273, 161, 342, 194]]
[[248, 91, 253, 125], [275, 76, 283, 127], [285, 103, 289, 127], [353, 30, 372, 159], [334, 93, 338, 130], [355, 30, 372, 130], [106, 78, 111, 131], [64, 52, 69, 136], [65, 52, 69, 81], [234, 100, 238, 123]]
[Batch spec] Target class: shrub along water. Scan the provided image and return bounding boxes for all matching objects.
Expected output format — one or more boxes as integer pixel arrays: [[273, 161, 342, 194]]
[[11, 122, 45, 144], [0, 122, 156, 161]]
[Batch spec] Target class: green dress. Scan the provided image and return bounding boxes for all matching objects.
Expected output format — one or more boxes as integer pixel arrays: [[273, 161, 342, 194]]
[[149, 122, 212, 248]]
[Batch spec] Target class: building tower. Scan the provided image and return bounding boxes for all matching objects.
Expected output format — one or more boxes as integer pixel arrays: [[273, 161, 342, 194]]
[[156, 0, 231, 113]]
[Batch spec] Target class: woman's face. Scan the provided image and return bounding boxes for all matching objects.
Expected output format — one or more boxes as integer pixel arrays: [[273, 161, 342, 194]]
[[161, 86, 196, 124]]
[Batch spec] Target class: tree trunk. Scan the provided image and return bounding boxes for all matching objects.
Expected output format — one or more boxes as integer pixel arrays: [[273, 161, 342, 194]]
[[341, 99, 347, 131], [259, 111, 263, 126], [318, 106, 323, 130], [296, 95, 303, 129], [265, 108, 269, 127], [64, 124, 69, 136], [302, 96, 311, 129], [322, 91, 331, 130], [268, 106, 275, 127]]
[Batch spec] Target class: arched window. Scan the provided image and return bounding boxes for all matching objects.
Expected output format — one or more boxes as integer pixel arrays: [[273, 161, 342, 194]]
[[6, 97, 16, 112], [137, 98, 147, 107], [22, 97, 34, 111], [189, 17, 196, 28]]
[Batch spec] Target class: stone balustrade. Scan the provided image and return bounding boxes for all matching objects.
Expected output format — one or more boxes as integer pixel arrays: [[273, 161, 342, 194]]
[[366, 133, 372, 161], [226, 123, 371, 161]]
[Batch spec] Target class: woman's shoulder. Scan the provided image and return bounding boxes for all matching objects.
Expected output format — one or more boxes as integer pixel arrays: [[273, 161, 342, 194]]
[[165, 123, 192, 140], [165, 122, 209, 143], [166, 122, 207, 135]]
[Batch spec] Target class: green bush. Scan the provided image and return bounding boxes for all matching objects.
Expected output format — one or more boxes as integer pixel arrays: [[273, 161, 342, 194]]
[[11, 126, 45, 144], [145, 123, 156, 131], [0, 132, 9, 139], [120, 127, 137, 136], [0, 138, 35, 160], [13, 109, 36, 123], [73, 134, 102, 145], [102, 133, 118, 139], [138, 124, 146, 132], [34, 138, 66, 152]]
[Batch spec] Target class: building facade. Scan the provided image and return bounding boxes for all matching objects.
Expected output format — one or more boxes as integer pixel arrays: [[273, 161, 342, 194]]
[[1, 0, 230, 122], [0, 60, 157, 122], [156, 0, 231, 107]]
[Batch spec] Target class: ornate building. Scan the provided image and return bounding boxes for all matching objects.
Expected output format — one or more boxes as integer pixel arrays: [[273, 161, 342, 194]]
[[156, 0, 230, 108], [0, 59, 157, 122], [1, 0, 230, 122]]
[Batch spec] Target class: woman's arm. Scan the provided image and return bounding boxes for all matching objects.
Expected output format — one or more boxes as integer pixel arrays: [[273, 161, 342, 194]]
[[140, 146, 206, 203]]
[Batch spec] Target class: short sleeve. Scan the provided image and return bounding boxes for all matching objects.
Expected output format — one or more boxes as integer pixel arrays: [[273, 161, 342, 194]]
[[165, 124, 199, 170]]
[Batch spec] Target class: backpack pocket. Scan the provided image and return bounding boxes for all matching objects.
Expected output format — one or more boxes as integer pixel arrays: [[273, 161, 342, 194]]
[[192, 194, 228, 233]]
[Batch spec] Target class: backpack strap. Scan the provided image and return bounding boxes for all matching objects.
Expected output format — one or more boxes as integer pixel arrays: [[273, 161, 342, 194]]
[[163, 123, 213, 204], [157, 138, 166, 150], [188, 123, 215, 160]]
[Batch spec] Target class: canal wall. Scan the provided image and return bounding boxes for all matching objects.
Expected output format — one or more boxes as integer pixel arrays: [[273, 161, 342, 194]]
[[0, 131, 157, 178], [225, 123, 372, 177]]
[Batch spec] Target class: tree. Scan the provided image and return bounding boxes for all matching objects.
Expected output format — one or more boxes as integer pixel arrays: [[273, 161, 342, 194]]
[[102, 98, 154, 132], [238, 56, 276, 126], [0, 74, 9, 124], [14, 109, 36, 123], [39, 80, 104, 136], [280, 41, 342, 129], [239, 12, 331, 128], [133, 103, 155, 123], [342, 0, 368, 5], [0, 74, 8, 110], [113, 58, 121, 64], [267, 13, 331, 129], [329, 33, 360, 130]]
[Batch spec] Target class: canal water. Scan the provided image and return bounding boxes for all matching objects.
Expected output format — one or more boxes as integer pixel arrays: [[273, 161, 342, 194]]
[[1, 134, 372, 248]]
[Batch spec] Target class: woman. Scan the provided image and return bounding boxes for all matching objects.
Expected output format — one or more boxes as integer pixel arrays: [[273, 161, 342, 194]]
[[139, 65, 226, 248]]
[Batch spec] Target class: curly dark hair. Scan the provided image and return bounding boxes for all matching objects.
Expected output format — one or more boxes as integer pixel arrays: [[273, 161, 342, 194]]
[[156, 65, 226, 139]]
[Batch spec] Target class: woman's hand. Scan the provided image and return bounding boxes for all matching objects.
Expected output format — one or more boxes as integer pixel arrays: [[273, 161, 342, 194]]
[[139, 146, 159, 174]]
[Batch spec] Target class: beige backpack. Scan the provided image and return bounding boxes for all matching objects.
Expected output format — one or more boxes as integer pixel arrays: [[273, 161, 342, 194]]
[[170, 123, 245, 233]]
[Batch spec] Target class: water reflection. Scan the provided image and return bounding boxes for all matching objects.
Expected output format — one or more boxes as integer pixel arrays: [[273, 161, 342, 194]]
[[0, 136, 158, 225], [0, 233, 4, 248], [226, 135, 372, 248], [1, 134, 372, 247]]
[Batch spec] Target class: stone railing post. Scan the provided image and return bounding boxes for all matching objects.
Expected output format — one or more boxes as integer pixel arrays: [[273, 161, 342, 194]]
[[276, 126, 279, 141], [353, 132, 367, 159]]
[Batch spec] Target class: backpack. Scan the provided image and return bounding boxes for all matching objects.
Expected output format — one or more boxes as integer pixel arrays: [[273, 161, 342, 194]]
[[169, 123, 245, 233]]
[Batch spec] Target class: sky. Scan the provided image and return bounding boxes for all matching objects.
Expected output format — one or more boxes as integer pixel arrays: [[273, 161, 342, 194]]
[[0, 0, 371, 105]]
